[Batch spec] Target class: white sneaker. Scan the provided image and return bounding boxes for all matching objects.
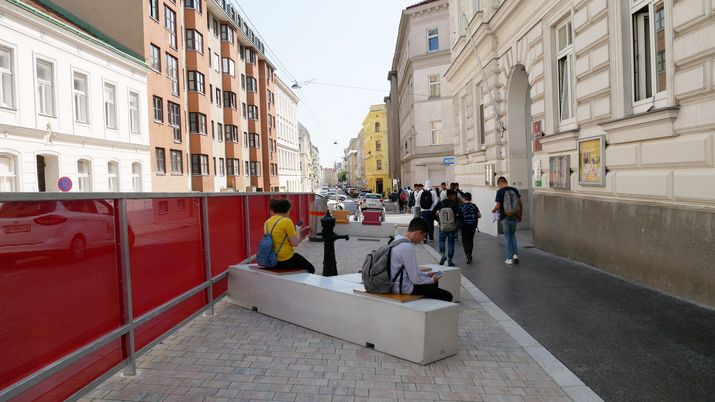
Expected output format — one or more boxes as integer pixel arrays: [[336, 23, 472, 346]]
[[505, 258, 514, 265], [513, 254, 519, 264]]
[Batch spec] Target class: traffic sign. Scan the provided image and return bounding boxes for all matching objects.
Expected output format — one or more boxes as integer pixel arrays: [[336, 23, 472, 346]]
[[58, 176, 73, 192], [443, 157, 455, 165]]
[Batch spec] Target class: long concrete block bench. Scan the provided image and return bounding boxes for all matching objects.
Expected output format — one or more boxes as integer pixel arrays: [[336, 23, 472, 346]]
[[227, 264, 458, 365]]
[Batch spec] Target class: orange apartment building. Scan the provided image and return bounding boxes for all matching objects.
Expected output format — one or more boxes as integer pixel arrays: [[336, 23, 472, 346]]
[[49, 0, 278, 193]]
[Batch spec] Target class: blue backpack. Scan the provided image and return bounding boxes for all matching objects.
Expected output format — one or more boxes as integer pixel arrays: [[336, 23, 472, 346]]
[[461, 203, 480, 226], [256, 218, 288, 267]]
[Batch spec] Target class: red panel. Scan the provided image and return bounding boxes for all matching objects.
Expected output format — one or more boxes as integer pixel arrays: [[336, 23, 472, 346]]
[[134, 292, 206, 351], [207, 196, 247, 277], [212, 278, 228, 300], [0, 200, 123, 390], [126, 198, 204, 318], [287, 194, 301, 225], [300, 194, 312, 237], [11, 339, 124, 402], [246, 195, 272, 256]]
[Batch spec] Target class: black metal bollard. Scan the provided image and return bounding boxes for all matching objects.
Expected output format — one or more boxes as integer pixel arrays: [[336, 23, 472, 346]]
[[319, 210, 349, 276]]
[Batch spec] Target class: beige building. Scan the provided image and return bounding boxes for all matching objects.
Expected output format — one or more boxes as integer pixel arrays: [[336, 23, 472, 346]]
[[344, 133, 365, 188], [298, 122, 319, 192], [389, 0, 455, 188], [446, 0, 715, 307]]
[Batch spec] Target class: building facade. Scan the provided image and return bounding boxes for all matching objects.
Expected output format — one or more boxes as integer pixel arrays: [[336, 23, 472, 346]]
[[0, 0, 151, 193], [446, 0, 715, 307], [389, 0, 455, 189], [275, 77, 300, 192], [344, 133, 364, 188], [298, 122, 317, 192], [362, 104, 391, 195]]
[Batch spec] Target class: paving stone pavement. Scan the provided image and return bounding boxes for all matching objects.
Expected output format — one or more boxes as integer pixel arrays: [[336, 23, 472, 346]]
[[81, 236, 593, 402]]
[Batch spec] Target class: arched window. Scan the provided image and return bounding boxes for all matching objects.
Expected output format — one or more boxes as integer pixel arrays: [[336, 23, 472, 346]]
[[0, 154, 17, 192], [77, 159, 92, 192], [107, 161, 119, 192], [132, 163, 142, 192], [374, 122, 380, 132]]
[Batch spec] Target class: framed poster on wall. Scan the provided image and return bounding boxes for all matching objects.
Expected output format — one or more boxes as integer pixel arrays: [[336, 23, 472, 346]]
[[578, 135, 606, 186], [549, 155, 570, 190]]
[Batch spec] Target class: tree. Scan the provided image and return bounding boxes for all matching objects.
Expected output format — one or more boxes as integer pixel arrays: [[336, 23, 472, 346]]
[[337, 170, 348, 183]]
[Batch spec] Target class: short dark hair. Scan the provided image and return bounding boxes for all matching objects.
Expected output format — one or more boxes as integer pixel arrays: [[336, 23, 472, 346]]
[[453, 182, 459, 186], [497, 176, 508, 185], [446, 189, 457, 198], [407, 217, 429, 234], [441, 182, 447, 186], [269, 198, 291, 214], [463, 192, 472, 201]]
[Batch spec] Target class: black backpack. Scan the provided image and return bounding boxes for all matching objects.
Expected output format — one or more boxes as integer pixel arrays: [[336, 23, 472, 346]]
[[419, 190, 433, 209]]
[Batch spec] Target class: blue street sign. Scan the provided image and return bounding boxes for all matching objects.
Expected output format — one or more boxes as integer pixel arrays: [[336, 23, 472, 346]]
[[58, 176, 73, 192], [443, 157, 455, 165]]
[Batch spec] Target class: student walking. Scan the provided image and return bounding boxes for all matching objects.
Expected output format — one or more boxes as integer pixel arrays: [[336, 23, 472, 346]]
[[434, 190, 460, 267], [419, 180, 439, 242], [460, 192, 481, 264], [492, 177, 523, 265]]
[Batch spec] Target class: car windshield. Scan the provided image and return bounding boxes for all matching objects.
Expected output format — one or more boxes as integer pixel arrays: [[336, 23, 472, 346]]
[[365, 194, 380, 199]]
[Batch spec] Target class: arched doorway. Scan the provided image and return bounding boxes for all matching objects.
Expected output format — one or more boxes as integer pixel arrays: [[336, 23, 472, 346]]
[[506, 65, 533, 230]]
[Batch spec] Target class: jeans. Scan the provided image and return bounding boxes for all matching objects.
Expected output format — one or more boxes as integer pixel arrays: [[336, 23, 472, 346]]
[[420, 210, 435, 240], [438, 230, 456, 258], [412, 283, 452, 302], [461, 224, 477, 258], [412, 206, 421, 219], [501, 217, 518, 260]]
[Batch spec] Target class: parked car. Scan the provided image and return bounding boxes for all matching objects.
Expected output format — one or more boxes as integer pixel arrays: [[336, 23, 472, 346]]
[[358, 193, 385, 222], [327, 194, 347, 211]]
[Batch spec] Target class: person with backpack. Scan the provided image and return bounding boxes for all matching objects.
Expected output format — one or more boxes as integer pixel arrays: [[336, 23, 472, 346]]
[[260, 198, 315, 273], [460, 192, 481, 264], [399, 189, 407, 213], [410, 183, 423, 218], [492, 177, 523, 265], [362, 217, 452, 301], [419, 180, 439, 243], [433, 190, 460, 266]]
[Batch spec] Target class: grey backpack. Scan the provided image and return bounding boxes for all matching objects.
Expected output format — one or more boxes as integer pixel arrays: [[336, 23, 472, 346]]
[[361, 238, 410, 294], [503, 189, 519, 217]]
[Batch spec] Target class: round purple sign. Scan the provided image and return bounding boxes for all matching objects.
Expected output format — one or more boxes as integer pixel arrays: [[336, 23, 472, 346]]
[[58, 176, 73, 192]]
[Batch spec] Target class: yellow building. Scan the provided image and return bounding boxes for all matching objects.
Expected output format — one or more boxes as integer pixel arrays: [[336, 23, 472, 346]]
[[362, 104, 391, 195]]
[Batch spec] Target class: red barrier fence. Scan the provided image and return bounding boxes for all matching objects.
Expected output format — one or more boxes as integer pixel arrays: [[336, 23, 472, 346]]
[[0, 192, 315, 401]]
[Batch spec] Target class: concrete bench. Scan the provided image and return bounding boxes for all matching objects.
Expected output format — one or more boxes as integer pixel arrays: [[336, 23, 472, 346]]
[[228, 264, 458, 365]]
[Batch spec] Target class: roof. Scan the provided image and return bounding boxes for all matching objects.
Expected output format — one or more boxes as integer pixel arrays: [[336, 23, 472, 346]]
[[406, 0, 440, 10], [7, 0, 146, 67]]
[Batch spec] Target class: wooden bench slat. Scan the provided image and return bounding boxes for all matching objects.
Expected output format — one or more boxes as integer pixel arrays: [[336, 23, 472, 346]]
[[353, 289, 424, 303]]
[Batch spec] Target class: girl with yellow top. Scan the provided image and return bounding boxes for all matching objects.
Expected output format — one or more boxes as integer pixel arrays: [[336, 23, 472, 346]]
[[263, 198, 315, 273]]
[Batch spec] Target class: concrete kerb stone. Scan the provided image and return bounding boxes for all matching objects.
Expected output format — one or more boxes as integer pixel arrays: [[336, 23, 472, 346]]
[[420, 242, 603, 402]]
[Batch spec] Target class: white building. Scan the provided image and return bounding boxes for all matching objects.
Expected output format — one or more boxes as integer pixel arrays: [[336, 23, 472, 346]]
[[446, 0, 715, 308], [298, 122, 319, 192], [390, 0, 455, 187], [0, 0, 151, 193], [275, 77, 300, 192]]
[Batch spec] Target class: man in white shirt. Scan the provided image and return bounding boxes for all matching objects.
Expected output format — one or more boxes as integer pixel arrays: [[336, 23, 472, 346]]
[[411, 183, 423, 218], [419, 180, 439, 242], [390, 218, 453, 301]]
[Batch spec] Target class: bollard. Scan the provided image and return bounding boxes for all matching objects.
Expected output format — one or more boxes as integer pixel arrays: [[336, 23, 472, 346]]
[[318, 210, 349, 276]]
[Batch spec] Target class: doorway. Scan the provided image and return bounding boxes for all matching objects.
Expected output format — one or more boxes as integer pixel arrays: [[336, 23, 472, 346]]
[[36, 154, 59, 192], [375, 178, 383, 195], [506, 65, 533, 231]]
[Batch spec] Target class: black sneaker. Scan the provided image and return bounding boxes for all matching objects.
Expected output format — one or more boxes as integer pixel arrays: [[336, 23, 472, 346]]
[[513, 254, 520, 264], [466, 256, 472, 264]]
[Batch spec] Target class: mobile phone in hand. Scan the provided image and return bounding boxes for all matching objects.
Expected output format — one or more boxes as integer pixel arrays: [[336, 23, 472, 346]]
[[296, 220, 303, 227]]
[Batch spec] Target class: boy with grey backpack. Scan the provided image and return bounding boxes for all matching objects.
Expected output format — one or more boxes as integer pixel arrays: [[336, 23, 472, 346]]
[[433, 190, 461, 267], [361, 218, 452, 301]]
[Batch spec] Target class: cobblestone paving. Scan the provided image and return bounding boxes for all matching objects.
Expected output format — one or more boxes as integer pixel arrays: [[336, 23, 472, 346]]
[[82, 236, 579, 402]]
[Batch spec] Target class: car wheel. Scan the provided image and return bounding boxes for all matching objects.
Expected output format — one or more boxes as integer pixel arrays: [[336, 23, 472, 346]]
[[70, 234, 87, 261]]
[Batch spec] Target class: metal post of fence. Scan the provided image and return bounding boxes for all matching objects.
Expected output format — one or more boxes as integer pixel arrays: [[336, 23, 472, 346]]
[[243, 196, 251, 260], [201, 197, 214, 316], [117, 199, 136, 376]]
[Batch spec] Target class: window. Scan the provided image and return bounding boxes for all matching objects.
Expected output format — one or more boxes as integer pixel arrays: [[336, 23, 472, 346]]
[[170, 149, 183, 174], [189, 112, 206, 134], [1, 47, 15, 108], [168, 101, 181, 141], [191, 154, 209, 175], [222, 57, 235, 76], [376, 160, 382, 170], [77, 159, 92, 192], [215, 88, 221, 107], [429, 74, 441, 98], [427, 27, 439, 52], [244, 160, 249, 176], [375, 140, 382, 151], [151, 96, 163, 123], [477, 87, 485, 149], [219, 158, 225, 176], [245, 48, 256, 64], [241, 74, 246, 89], [246, 76, 257, 92], [132, 163, 142, 191], [166, 53, 179, 95], [244, 131, 248, 148], [187, 71, 205, 93], [556, 20, 574, 122], [217, 123, 222, 142], [212, 18, 219, 37], [149, 0, 159, 20], [225, 125, 238, 142], [632, 0, 666, 102], [249, 133, 260, 148], [36, 60, 55, 116], [223, 91, 236, 109], [165, 6, 177, 48], [374, 122, 380, 132], [209, 84, 213, 102], [73, 72, 89, 123], [108, 161, 119, 191], [250, 161, 260, 176], [247, 105, 259, 120], [213, 52, 220, 72], [150, 44, 161, 71], [431, 121, 443, 145], [129, 91, 140, 133], [242, 103, 247, 118], [226, 158, 240, 176], [104, 83, 117, 129], [185, 29, 203, 53], [220, 24, 234, 43], [156, 147, 166, 173], [0, 154, 17, 191], [185, 0, 201, 13]]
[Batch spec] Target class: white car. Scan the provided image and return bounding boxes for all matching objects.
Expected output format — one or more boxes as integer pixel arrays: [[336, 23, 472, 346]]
[[327, 194, 347, 211], [359, 193, 386, 222]]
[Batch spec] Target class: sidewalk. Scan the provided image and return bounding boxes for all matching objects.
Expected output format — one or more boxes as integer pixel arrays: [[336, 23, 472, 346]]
[[82, 234, 601, 402]]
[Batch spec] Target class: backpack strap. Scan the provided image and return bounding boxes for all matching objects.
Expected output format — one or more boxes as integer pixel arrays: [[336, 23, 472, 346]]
[[267, 217, 289, 256]]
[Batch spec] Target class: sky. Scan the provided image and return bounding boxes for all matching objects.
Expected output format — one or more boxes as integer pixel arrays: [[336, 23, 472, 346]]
[[239, 0, 420, 167]]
